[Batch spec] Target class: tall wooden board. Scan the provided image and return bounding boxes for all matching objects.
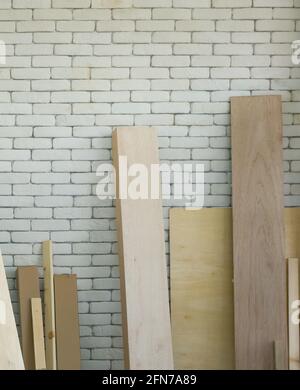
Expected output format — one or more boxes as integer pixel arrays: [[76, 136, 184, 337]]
[[231, 95, 288, 369], [43, 240, 56, 370], [112, 127, 173, 370], [31, 298, 46, 370], [0, 253, 24, 369], [285, 208, 300, 259], [17, 266, 40, 370], [54, 274, 81, 370], [170, 208, 234, 369]]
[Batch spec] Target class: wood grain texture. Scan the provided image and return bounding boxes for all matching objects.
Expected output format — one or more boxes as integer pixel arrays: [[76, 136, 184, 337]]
[[0, 253, 24, 370], [170, 208, 234, 370], [287, 258, 300, 370], [231, 95, 288, 370], [54, 274, 81, 370], [43, 240, 56, 370], [285, 208, 300, 259], [31, 298, 46, 370], [17, 266, 40, 370], [112, 127, 173, 370]]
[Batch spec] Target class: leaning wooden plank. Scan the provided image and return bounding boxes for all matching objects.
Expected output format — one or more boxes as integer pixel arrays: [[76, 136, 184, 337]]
[[0, 251, 24, 369], [274, 340, 286, 370], [231, 95, 288, 369], [54, 274, 80, 370], [287, 258, 300, 370], [31, 298, 46, 370], [170, 208, 234, 370], [285, 208, 300, 259], [17, 266, 40, 370], [43, 240, 56, 370], [112, 127, 173, 370]]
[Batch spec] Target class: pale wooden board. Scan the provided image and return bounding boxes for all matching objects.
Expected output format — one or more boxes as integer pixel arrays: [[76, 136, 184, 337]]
[[17, 266, 40, 370], [170, 208, 234, 370], [231, 95, 288, 369], [285, 208, 300, 259], [112, 127, 173, 370], [31, 298, 46, 370], [54, 274, 81, 370], [287, 258, 300, 370], [0, 253, 24, 370], [43, 240, 56, 370]]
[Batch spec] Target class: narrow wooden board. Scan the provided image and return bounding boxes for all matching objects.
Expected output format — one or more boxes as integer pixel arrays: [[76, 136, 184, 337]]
[[231, 95, 288, 369], [0, 252, 24, 369], [285, 208, 300, 259], [43, 240, 56, 370], [54, 274, 81, 370], [112, 127, 173, 370], [170, 208, 234, 370], [287, 258, 300, 370], [31, 298, 46, 370], [17, 266, 40, 370]]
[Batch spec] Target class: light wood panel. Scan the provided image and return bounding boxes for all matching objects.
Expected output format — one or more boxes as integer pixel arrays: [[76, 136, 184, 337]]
[[17, 266, 40, 370], [170, 208, 234, 370], [54, 274, 81, 370], [287, 258, 300, 370], [0, 252, 24, 370], [231, 95, 288, 369], [31, 298, 46, 370], [112, 127, 173, 370], [43, 240, 56, 370], [285, 208, 300, 259]]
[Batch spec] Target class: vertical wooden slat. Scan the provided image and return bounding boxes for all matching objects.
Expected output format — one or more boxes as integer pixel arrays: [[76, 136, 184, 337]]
[[112, 127, 173, 370], [231, 95, 288, 369], [0, 252, 24, 370], [31, 298, 46, 370], [54, 274, 81, 370], [288, 258, 300, 370], [17, 266, 40, 370], [43, 240, 56, 370]]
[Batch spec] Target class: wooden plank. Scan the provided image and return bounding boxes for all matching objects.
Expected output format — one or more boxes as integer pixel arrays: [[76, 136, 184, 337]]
[[16, 266, 40, 370], [31, 298, 46, 370], [54, 274, 81, 370], [170, 208, 234, 370], [112, 127, 173, 370], [0, 252, 24, 369], [43, 240, 56, 370], [274, 340, 286, 370], [231, 95, 288, 369], [285, 208, 300, 259], [287, 258, 300, 370]]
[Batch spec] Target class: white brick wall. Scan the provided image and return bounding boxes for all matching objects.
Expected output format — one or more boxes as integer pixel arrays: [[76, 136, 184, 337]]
[[0, 0, 299, 370]]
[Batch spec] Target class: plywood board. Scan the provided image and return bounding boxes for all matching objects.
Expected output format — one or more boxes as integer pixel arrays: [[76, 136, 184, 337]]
[[31, 298, 46, 370], [54, 274, 81, 370], [17, 266, 40, 370], [170, 208, 234, 370], [285, 208, 300, 259], [287, 258, 300, 370], [231, 95, 288, 369], [43, 240, 56, 370], [112, 127, 173, 370], [0, 252, 24, 370]]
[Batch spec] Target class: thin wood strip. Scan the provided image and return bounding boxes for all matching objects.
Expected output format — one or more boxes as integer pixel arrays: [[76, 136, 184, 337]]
[[31, 298, 46, 370], [54, 274, 81, 370], [43, 240, 56, 370], [288, 258, 300, 370], [16, 266, 40, 370]]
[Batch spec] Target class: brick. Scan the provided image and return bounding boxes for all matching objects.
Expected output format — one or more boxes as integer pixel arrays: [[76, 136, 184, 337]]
[[17, 115, 55, 126], [153, 31, 191, 43], [217, 20, 254, 32], [152, 56, 189, 67], [233, 8, 272, 19], [213, 0, 251, 5], [73, 9, 111, 20], [112, 56, 149, 67], [13, 0, 51, 7], [113, 9, 151, 19], [0, 10, 32, 20], [52, 0, 91, 7], [16, 44, 53, 55], [112, 79, 150, 91], [34, 32, 72, 43], [152, 102, 189, 114], [0, 80, 30, 91], [54, 44, 92, 56], [136, 20, 174, 31], [34, 127, 72, 138], [192, 55, 230, 67], [32, 220, 70, 231], [33, 9, 72, 20], [131, 68, 169, 79], [33, 56, 71, 67], [135, 114, 173, 126], [232, 32, 270, 43], [92, 0, 132, 7], [133, 44, 172, 55], [17, 21, 54, 32], [72, 80, 110, 91], [112, 103, 150, 114], [151, 79, 189, 90], [12, 68, 50, 80], [97, 20, 134, 32], [113, 32, 151, 43], [92, 68, 129, 79], [256, 20, 295, 31]]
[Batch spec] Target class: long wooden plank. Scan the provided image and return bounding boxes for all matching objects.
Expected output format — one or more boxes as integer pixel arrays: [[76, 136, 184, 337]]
[[285, 208, 300, 259], [54, 274, 81, 370], [231, 95, 288, 369], [43, 240, 56, 370], [17, 266, 40, 370], [170, 208, 234, 370], [31, 298, 46, 370], [287, 258, 300, 370], [112, 127, 173, 370], [0, 252, 24, 369]]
